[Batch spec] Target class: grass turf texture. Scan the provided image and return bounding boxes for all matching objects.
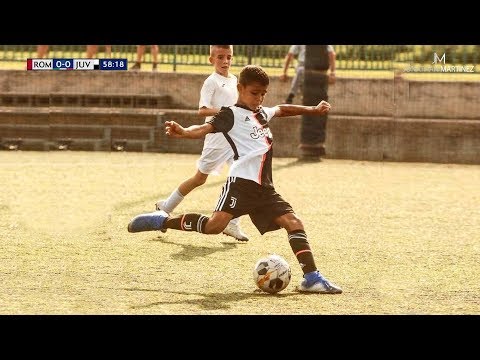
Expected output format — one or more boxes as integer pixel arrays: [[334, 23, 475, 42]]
[[0, 151, 479, 314]]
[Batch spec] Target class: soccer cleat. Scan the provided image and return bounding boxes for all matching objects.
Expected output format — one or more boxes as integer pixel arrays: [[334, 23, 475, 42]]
[[297, 271, 342, 294], [222, 222, 249, 242], [128, 210, 168, 233]]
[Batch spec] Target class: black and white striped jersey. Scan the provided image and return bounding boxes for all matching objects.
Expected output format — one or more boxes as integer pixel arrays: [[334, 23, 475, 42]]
[[207, 104, 277, 188]]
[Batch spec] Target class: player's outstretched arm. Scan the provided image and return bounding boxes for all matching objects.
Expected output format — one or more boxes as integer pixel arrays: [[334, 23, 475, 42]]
[[165, 121, 214, 139], [198, 106, 221, 117], [273, 100, 331, 118]]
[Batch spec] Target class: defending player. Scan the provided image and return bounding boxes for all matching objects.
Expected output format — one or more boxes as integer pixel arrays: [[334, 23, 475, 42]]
[[155, 45, 249, 241]]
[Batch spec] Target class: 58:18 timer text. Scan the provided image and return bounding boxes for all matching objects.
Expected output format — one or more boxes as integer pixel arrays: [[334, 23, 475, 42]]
[[100, 59, 128, 70]]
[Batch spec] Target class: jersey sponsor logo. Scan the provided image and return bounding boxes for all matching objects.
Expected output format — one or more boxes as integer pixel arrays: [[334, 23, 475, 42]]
[[229, 196, 237, 208], [250, 126, 271, 140]]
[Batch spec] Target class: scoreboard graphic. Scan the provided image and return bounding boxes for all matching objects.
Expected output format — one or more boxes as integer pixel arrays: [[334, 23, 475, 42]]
[[26, 59, 128, 71]]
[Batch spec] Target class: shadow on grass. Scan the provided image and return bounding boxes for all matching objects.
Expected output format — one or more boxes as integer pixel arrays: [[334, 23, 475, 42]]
[[114, 159, 305, 212], [150, 238, 242, 261], [126, 289, 301, 311], [273, 158, 322, 170]]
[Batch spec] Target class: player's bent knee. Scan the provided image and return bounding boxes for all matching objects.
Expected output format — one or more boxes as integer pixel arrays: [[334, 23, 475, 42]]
[[195, 178, 207, 186], [276, 213, 304, 232], [288, 218, 304, 231], [192, 173, 208, 187]]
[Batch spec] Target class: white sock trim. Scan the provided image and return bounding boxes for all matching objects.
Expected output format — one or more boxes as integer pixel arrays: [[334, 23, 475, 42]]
[[162, 188, 185, 213]]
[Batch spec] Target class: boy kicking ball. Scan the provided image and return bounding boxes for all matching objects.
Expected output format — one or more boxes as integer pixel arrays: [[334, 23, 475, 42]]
[[129, 65, 342, 294]]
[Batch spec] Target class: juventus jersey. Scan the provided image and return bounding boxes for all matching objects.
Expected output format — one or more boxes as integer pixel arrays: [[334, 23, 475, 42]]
[[207, 104, 277, 188]]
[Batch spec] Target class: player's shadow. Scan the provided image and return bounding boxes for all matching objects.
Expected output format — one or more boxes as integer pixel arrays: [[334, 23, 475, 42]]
[[150, 238, 239, 261], [116, 160, 305, 212], [114, 194, 161, 211], [126, 289, 301, 311], [272, 158, 322, 171], [161, 161, 306, 208]]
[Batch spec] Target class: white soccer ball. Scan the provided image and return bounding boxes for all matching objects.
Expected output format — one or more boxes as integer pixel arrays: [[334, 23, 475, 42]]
[[253, 254, 291, 294]]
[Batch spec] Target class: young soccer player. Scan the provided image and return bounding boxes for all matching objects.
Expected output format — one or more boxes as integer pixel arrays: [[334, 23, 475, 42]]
[[129, 65, 342, 294], [155, 45, 249, 242]]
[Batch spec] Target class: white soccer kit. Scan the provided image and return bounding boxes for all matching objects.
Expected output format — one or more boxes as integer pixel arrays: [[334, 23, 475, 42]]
[[197, 72, 238, 175]]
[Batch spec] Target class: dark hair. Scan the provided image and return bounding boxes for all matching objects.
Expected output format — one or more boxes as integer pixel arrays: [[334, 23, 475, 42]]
[[238, 65, 269, 86]]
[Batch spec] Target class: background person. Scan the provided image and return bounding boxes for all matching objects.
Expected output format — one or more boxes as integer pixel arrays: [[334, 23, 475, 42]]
[[130, 45, 159, 71]]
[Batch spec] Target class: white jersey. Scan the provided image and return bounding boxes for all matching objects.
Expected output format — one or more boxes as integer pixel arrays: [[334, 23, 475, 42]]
[[207, 104, 277, 187], [289, 45, 306, 65], [199, 72, 238, 150]]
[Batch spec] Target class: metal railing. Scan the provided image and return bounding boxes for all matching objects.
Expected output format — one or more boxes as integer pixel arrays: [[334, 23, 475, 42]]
[[0, 45, 478, 72]]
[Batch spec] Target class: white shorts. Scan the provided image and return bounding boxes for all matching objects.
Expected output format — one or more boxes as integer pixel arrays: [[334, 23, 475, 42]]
[[197, 134, 234, 175]]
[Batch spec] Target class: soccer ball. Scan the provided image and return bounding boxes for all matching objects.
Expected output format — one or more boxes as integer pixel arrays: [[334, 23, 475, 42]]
[[253, 254, 291, 294]]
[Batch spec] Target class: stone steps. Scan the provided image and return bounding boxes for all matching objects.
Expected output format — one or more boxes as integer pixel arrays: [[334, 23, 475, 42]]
[[0, 93, 178, 109], [0, 106, 166, 152]]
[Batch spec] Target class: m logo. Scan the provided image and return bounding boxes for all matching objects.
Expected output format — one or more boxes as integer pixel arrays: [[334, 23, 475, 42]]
[[432, 53, 446, 64], [229, 196, 237, 208], [245, 116, 250, 122]]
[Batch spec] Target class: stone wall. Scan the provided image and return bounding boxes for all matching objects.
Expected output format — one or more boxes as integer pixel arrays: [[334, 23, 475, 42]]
[[158, 111, 480, 163], [1, 70, 479, 163], [2, 70, 479, 120]]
